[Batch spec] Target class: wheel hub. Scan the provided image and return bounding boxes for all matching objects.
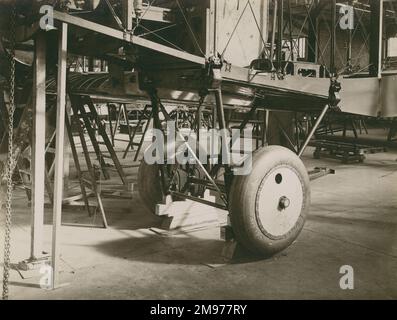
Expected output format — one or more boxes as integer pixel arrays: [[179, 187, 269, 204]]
[[278, 196, 291, 211], [256, 166, 304, 238]]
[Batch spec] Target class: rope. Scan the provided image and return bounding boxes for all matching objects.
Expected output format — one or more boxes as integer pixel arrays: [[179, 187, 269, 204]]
[[2, 1, 16, 301]]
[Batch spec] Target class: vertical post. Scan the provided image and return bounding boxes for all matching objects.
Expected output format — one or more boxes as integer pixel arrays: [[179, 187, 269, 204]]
[[51, 23, 68, 289], [330, 0, 336, 75], [82, 56, 87, 72], [213, 0, 218, 55], [270, 0, 278, 64], [205, 1, 218, 58], [369, 0, 383, 77], [213, 89, 231, 166], [263, 110, 270, 146], [347, 28, 352, 68], [30, 32, 46, 260], [308, 6, 318, 63], [88, 57, 94, 72], [122, 0, 133, 31], [212, 103, 217, 129], [287, 0, 295, 61], [63, 97, 72, 197], [377, 0, 384, 79], [276, 0, 284, 70]]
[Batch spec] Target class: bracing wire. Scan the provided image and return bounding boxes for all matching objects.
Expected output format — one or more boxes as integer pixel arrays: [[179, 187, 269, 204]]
[[175, 0, 206, 57], [221, 0, 250, 58], [247, 0, 268, 59]]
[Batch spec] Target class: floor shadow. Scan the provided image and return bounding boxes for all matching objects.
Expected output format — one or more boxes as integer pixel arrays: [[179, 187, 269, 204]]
[[39, 192, 163, 231], [92, 231, 266, 266]]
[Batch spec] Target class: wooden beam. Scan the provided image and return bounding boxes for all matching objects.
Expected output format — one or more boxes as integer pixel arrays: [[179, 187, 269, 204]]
[[308, 6, 318, 63], [378, 0, 384, 79], [131, 5, 172, 23], [369, 0, 384, 77], [330, 0, 336, 75], [51, 22, 68, 290], [122, 0, 133, 31], [276, 0, 284, 69], [52, 11, 205, 65], [30, 32, 46, 260], [63, 97, 72, 196]]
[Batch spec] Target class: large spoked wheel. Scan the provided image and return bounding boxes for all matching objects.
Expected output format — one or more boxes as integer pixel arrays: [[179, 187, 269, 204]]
[[229, 146, 310, 257]]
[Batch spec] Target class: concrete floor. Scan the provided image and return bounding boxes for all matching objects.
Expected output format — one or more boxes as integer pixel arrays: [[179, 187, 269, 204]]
[[0, 140, 396, 300]]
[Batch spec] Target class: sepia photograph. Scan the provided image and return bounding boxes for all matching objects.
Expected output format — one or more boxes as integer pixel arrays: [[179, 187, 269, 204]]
[[0, 0, 396, 306]]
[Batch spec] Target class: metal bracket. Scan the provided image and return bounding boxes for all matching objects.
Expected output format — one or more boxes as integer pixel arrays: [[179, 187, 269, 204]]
[[18, 256, 50, 272], [309, 167, 335, 182]]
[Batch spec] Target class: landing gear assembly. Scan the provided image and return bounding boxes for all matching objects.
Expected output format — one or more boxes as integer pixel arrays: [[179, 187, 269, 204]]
[[137, 86, 314, 257], [138, 144, 310, 257]]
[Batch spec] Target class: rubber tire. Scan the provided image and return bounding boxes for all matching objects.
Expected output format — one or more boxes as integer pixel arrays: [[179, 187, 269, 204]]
[[137, 138, 206, 214], [137, 160, 200, 214], [138, 161, 163, 214], [229, 146, 310, 257]]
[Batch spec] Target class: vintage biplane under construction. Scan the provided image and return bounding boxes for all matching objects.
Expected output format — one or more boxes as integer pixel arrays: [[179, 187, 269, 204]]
[[0, 0, 397, 262]]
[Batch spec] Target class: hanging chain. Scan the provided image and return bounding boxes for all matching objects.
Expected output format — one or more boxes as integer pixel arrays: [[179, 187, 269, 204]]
[[2, 1, 17, 301]]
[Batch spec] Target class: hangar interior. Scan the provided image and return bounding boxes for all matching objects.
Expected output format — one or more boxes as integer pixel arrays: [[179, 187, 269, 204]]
[[0, 0, 396, 299]]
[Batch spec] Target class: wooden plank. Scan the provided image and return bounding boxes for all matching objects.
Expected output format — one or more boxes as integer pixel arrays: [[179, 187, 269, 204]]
[[52, 11, 205, 65], [85, 98, 128, 187], [65, 113, 91, 215], [71, 104, 109, 228], [51, 23, 68, 290], [31, 32, 46, 260], [63, 97, 72, 196], [72, 96, 110, 179]]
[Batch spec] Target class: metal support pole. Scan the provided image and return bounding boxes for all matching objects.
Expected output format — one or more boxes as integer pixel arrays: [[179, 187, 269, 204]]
[[30, 32, 46, 260], [287, 0, 294, 61], [263, 110, 270, 146], [213, 89, 227, 130], [298, 105, 330, 158], [51, 23, 68, 290], [270, 0, 278, 64], [213, 88, 231, 164]]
